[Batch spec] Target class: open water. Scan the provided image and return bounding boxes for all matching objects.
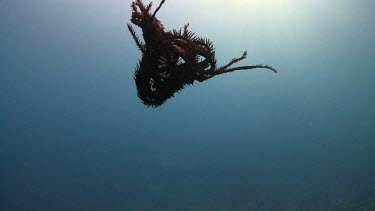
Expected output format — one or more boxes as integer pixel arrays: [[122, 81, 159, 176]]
[[1, 0, 375, 210]]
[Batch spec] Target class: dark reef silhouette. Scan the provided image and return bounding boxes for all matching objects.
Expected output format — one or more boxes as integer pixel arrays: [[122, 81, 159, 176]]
[[128, 0, 277, 107]]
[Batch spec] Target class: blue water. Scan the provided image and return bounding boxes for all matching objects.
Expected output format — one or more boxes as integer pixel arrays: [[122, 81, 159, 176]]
[[1, 0, 375, 210]]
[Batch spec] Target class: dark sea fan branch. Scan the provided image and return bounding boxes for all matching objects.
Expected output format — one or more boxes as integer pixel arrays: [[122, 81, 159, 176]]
[[128, 0, 277, 107]]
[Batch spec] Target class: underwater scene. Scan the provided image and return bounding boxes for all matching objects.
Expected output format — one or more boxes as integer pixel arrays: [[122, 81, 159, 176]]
[[1, 0, 374, 210]]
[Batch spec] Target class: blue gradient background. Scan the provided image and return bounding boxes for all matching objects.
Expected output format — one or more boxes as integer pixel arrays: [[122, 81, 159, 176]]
[[1, 0, 375, 210]]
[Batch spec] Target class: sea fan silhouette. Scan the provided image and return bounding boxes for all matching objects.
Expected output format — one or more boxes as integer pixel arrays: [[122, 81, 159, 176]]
[[128, 0, 277, 107]]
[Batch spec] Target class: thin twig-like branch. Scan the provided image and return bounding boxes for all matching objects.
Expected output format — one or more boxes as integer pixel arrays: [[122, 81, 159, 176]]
[[216, 64, 277, 75], [217, 51, 248, 71], [151, 0, 166, 19], [127, 24, 145, 53]]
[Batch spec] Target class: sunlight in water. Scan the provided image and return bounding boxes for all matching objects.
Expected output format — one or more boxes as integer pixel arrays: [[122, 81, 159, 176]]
[[162, 0, 302, 38]]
